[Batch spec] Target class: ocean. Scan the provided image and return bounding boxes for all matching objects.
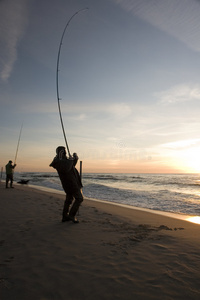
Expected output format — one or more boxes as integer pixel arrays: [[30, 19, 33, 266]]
[[4, 172, 200, 218]]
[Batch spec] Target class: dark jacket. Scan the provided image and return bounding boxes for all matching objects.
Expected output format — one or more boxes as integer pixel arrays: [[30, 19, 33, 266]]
[[50, 156, 82, 194], [5, 162, 16, 175]]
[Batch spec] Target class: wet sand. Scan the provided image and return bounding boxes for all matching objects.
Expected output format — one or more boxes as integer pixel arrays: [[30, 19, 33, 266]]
[[1, 182, 200, 300]]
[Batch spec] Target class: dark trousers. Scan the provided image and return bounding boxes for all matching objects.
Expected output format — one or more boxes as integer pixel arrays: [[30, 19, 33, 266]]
[[6, 174, 13, 188], [63, 189, 83, 218]]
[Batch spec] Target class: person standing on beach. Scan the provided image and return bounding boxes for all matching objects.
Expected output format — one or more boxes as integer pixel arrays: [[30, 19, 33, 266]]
[[50, 146, 83, 223], [5, 160, 16, 188]]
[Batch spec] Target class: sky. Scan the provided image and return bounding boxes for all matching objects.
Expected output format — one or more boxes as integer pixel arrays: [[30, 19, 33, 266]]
[[1, 0, 200, 173]]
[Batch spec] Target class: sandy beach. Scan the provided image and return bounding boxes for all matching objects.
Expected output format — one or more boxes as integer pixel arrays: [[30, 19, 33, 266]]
[[1, 182, 200, 300]]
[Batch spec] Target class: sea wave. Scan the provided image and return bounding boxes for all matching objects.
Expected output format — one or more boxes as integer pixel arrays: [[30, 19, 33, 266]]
[[6, 172, 200, 216]]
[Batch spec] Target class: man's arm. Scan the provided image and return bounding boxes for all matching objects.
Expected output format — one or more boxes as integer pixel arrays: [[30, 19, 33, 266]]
[[72, 153, 79, 166], [50, 157, 74, 173]]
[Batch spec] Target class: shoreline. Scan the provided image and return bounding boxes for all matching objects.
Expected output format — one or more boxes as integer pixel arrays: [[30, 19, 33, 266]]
[[16, 181, 200, 225], [2, 172, 200, 224], [1, 182, 200, 299]]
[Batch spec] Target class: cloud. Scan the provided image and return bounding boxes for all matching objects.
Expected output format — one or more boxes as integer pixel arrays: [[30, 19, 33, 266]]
[[0, 0, 30, 81], [19, 99, 132, 118], [155, 84, 200, 104], [161, 138, 200, 149], [107, 102, 132, 118], [112, 0, 200, 52], [72, 114, 87, 121]]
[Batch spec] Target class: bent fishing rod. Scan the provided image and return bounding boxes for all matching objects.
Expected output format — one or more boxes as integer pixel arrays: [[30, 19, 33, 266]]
[[56, 8, 88, 157], [14, 123, 23, 165]]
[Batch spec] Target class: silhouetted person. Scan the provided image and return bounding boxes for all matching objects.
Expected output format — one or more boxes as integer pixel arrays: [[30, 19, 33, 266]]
[[50, 146, 83, 223], [5, 160, 16, 188]]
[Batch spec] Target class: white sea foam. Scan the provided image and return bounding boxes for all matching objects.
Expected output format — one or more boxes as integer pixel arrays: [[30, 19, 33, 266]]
[[8, 172, 200, 217]]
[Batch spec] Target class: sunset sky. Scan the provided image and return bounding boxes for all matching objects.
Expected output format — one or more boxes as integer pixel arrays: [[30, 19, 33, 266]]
[[1, 0, 200, 173]]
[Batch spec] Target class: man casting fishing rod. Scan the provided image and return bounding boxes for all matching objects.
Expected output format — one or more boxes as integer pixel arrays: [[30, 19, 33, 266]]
[[50, 146, 83, 223], [50, 9, 87, 223], [5, 123, 23, 188], [5, 160, 16, 188]]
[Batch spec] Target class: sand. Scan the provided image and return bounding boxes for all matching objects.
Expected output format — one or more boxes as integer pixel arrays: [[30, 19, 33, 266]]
[[1, 181, 200, 300]]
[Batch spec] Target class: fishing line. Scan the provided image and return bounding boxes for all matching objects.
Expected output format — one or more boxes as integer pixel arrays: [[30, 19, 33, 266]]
[[56, 8, 89, 157]]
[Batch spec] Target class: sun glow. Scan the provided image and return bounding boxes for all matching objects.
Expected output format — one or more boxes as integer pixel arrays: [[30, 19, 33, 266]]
[[161, 140, 200, 173], [186, 216, 200, 225], [181, 147, 200, 173], [167, 145, 200, 173]]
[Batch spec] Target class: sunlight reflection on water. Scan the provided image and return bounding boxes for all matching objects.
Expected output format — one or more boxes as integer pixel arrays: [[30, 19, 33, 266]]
[[186, 216, 200, 224]]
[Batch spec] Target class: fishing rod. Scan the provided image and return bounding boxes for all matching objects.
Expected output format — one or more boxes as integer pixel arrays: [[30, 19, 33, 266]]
[[14, 123, 23, 165], [56, 8, 88, 157]]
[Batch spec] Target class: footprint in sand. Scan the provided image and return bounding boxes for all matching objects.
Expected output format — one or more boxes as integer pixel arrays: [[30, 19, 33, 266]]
[[18, 220, 33, 232], [0, 240, 5, 246], [0, 278, 13, 289], [4, 256, 14, 263]]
